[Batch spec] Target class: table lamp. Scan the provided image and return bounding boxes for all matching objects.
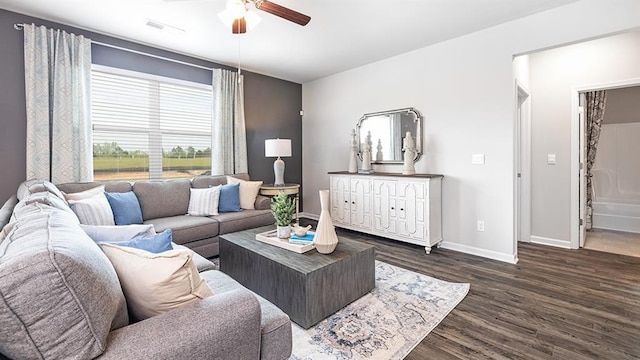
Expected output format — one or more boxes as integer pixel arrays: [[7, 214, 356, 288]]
[[265, 138, 292, 186]]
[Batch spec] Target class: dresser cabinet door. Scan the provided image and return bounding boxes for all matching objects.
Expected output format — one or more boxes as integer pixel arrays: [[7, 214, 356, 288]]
[[331, 176, 350, 225], [373, 179, 397, 233], [350, 178, 371, 229], [397, 181, 427, 242]]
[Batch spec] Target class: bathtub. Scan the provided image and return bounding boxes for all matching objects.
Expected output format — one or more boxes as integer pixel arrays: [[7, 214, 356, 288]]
[[590, 124, 640, 234], [592, 199, 640, 234]]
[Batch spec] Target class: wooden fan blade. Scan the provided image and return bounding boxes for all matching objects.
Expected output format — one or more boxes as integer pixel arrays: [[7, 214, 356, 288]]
[[232, 17, 247, 34], [255, 0, 311, 26]]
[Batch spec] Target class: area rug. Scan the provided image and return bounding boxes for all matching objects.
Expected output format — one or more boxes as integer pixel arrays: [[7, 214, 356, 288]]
[[289, 261, 469, 360]]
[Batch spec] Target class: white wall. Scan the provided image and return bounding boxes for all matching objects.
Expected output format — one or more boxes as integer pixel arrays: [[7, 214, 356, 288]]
[[528, 30, 640, 245], [301, 0, 640, 262], [513, 55, 530, 90]]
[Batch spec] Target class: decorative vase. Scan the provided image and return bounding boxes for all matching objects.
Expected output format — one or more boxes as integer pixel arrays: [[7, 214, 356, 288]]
[[348, 129, 358, 173], [276, 225, 291, 239], [402, 131, 416, 175], [313, 190, 338, 254]]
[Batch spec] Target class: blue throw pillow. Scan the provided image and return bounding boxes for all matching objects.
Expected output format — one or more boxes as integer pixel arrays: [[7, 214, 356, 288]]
[[112, 229, 173, 253], [217, 183, 242, 213], [105, 191, 143, 225]]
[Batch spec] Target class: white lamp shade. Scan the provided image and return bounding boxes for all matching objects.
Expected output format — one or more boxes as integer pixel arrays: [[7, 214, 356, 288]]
[[265, 139, 292, 158], [218, 1, 261, 31]]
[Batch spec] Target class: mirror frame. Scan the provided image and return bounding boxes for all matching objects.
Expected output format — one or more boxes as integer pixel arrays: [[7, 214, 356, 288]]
[[356, 107, 422, 164]]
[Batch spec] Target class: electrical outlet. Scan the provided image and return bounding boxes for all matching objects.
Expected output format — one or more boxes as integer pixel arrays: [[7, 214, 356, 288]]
[[477, 220, 485, 232]]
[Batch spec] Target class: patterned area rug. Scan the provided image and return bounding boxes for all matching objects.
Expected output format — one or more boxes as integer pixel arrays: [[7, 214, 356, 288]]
[[290, 261, 469, 360]]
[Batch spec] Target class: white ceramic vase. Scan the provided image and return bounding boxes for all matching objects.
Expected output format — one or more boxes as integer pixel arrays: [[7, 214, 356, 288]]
[[313, 190, 339, 254]]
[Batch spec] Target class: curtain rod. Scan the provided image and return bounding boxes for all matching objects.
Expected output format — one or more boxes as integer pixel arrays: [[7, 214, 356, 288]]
[[13, 22, 215, 72]]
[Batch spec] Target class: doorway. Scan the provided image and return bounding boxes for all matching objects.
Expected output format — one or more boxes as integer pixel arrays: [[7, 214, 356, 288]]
[[515, 81, 531, 245], [571, 81, 640, 254]]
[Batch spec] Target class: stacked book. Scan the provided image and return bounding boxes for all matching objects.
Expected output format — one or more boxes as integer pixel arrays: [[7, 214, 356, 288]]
[[289, 232, 315, 245]]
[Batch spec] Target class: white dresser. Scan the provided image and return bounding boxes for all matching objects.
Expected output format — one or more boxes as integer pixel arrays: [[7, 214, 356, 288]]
[[329, 172, 443, 253]]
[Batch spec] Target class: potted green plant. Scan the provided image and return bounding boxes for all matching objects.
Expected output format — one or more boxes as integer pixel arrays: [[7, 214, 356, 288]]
[[271, 191, 296, 239]]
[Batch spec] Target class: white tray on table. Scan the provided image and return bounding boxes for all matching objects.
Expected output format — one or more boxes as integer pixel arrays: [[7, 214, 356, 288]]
[[255, 230, 315, 254]]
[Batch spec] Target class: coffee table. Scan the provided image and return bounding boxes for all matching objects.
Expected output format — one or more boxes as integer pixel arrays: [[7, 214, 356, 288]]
[[219, 226, 375, 329]]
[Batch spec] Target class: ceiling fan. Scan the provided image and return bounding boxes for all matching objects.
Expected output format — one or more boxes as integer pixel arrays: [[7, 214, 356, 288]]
[[163, 0, 311, 34]]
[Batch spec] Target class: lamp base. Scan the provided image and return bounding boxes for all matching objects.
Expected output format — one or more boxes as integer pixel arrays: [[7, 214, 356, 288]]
[[273, 157, 285, 186]]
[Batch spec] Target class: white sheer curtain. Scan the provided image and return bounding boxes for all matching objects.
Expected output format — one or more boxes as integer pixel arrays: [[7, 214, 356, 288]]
[[211, 68, 248, 175], [24, 24, 93, 183]]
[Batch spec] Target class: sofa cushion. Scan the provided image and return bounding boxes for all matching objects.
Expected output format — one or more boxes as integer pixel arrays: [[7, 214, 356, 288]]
[[112, 229, 173, 253], [218, 183, 242, 213], [18, 191, 79, 221], [80, 224, 156, 244], [188, 186, 221, 216], [16, 179, 67, 203], [68, 192, 116, 226], [105, 191, 143, 225], [191, 174, 228, 188], [0, 202, 128, 360], [57, 181, 133, 194], [63, 184, 105, 201], [200, 270, 292, 360], [100, 243, 214, 320], [174, 244, 216, 272], [133, 179, 191, 220], [214, 209, 275, 235], [226, 176, 263, 210], [144, 215, 219, 245]]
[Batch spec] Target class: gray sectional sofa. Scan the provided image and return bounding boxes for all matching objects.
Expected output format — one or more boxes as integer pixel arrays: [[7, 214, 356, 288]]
[[56, 173, 275, 258], [0, 178, 291, 360]]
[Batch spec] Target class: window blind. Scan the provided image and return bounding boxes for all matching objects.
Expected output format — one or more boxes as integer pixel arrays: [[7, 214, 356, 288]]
[[91, 66, 213, 181]]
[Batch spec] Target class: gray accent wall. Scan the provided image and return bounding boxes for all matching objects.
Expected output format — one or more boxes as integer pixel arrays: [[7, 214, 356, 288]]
[[0, 9, 302, 204]]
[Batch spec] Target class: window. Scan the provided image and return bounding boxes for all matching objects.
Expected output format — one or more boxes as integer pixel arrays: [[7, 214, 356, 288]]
[[91, 65, 213, 181]]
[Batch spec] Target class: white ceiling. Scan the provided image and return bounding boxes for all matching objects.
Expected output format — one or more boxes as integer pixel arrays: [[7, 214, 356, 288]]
[[0, 0, 580, 83]]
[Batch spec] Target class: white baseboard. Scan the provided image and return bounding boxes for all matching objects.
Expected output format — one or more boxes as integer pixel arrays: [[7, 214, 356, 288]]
[[439, 242, 518, 264], [300, 213, 518, 264], [530, 235, 571, 249], [299, 212, 319, 221]]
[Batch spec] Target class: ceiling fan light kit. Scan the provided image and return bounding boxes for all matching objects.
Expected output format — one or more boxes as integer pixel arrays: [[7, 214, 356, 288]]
[[217, 0, 310, 34]]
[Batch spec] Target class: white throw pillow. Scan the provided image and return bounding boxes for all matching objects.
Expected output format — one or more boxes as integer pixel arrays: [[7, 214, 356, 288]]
[[226, 176, 262, 210], [188, 186, 221, 216], [68, 193, 115, 225], [100, 243, 214, 320], [62, 185, 106, 201], [79, 224, 156, 243]]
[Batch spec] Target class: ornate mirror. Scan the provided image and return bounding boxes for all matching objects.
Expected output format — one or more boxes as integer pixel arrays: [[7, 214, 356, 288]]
[[356, 108, 422, 164]]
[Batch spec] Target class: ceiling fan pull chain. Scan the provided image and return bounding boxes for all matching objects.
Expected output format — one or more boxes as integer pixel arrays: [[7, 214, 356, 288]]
[[237, 35, 242, 82]]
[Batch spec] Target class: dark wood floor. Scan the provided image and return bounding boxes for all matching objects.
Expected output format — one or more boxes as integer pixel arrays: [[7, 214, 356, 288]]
[[300, 220, 640, 360]]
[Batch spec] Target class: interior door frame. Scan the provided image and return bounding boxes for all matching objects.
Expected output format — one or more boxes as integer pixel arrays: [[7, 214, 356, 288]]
[[570, 77, 640, 249], [515, 80, 531, 248]]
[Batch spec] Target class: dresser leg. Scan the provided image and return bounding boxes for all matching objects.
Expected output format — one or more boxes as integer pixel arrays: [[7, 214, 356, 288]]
[[424, 246, 431, 254]]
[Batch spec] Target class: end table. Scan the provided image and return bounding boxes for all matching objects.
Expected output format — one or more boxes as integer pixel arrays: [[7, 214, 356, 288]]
[[259, 183, 300, 224]]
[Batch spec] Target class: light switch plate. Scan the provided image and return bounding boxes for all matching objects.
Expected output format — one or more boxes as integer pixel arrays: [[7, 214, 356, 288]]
[[472, 154, 485, 165], [547, 154, 556, 165]]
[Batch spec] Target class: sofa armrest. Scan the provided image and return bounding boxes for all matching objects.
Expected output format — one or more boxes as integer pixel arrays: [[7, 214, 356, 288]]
[[255, 195, 271, 210], [97, 289, 262, 360], [0, 195, 17, 231]]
